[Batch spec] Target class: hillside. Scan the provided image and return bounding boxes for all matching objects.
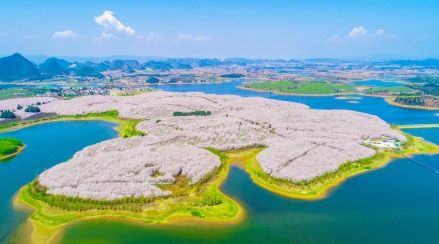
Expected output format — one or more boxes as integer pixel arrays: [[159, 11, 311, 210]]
[[0, 53, 41, 82], [39, 57, 71, 77]]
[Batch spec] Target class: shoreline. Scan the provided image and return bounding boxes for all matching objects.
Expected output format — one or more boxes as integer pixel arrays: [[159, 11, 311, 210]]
[[242, 133, 439, 201], [396, 124, 439, 129], [0, 144, 26, 161], [13, 147, 246, 244], [238, 86, 439, 111], [239, 84, 389, 98], [14, 192, 245, 244], [238, 85, 359, 97], [0, 110, 144, 138]]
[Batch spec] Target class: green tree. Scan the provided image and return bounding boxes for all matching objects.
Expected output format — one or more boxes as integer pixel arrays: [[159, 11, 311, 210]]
[[0, 110, 16, 119]]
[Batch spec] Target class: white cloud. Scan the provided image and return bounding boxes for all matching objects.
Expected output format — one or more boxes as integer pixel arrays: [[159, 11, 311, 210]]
[[375, 29, 385, 36], [348, 26, 367, 38], [95, 10, 135, 36], [52, 30, 79, 39], [143, 32, 165, 42], [175, 33, 212, 43], [135, 32, 165, 43], [100, 32, 117, 40], [327, 26, 389, 43], [93, 32, 118, 42]]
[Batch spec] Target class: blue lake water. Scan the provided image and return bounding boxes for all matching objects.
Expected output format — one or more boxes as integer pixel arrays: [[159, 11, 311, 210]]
[[61, 127, 439, 244], [0, 121, 118, 241]]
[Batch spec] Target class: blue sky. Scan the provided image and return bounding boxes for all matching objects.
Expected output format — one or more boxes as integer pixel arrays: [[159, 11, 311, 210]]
[[0, 0, 438, 59]]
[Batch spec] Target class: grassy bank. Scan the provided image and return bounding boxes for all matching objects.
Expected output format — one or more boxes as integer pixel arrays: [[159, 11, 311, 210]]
[[57, 111, 144, 138], [240, 81, 437, 112], [0, 138, 25, 161], [0, 110, 144, 138], [242, 81, 356, 95], [363, 86, 415, 94], [243, 134, 439, 200], [14, 148, 244, 244]]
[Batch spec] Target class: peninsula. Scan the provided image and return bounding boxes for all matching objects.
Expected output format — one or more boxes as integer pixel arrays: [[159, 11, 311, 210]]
[[241, 80, 357, 95], [241, 80, 439, 110], [0, 138, 24, 160]]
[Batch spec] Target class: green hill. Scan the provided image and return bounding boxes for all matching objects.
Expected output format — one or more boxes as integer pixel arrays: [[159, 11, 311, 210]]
[[0, 53, 41, 82], [110, 60, 142, 72], [39, 57, 72, 77], [69, 62, 106, 78]]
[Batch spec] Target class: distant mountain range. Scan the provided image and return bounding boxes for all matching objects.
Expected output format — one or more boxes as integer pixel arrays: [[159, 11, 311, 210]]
[[0, 53, 148, 82], [0, 53, 246, 82], [0, 53, 438, 82], [0, 53, 236, 82]]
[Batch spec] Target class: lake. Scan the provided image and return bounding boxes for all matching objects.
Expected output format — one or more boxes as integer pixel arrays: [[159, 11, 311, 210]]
[[353, 79, 404, 87], [1, 81, 439, 243], [0, 121, 118, 242], [59, 128, 439, 244], [151, 81, 438, 125]]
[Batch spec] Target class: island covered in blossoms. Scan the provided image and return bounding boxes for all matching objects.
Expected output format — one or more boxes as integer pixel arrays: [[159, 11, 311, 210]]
[[0, 91, 435, 242]]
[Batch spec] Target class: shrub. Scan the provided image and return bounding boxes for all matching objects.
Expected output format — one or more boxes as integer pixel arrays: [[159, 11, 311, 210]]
[[191, 210, 204, 218], [25, 106, 41, 113], [395, 96, 424, 106], [173, 111, 211, 117], [201, 188, 223, 206], [0, 110, 16, 119], [16, 104, 23, 110]]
